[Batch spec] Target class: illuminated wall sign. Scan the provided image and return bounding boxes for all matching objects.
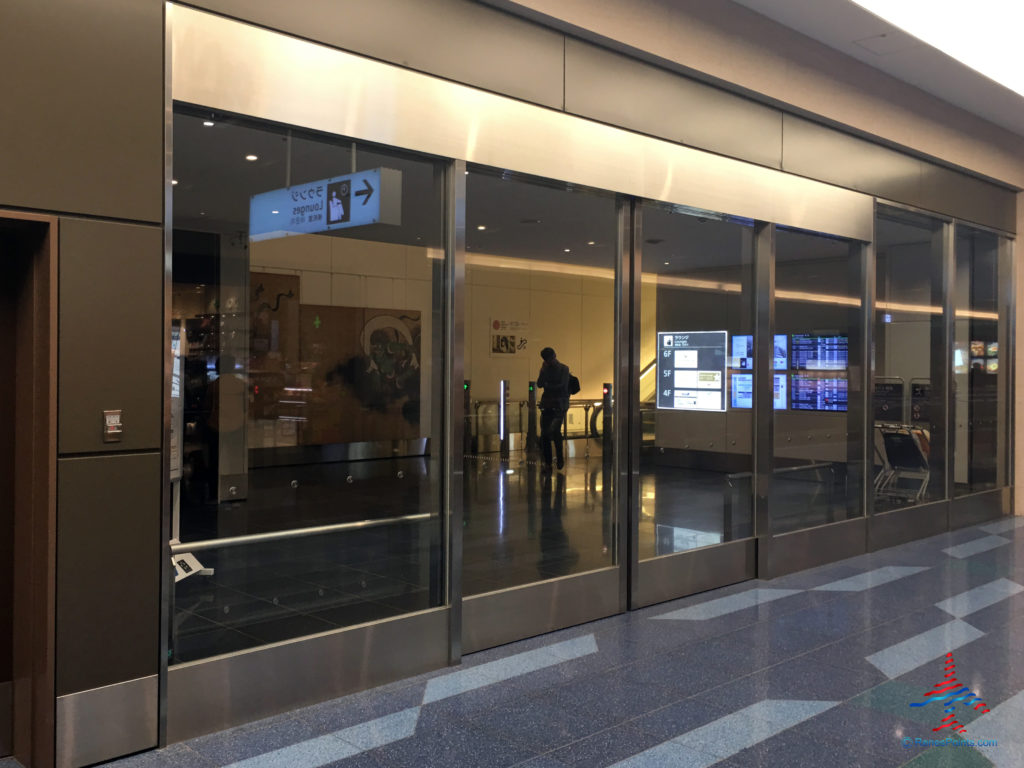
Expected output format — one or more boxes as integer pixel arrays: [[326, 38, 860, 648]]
[[657, 331, 727, 412], [249, 167, 402, 241]]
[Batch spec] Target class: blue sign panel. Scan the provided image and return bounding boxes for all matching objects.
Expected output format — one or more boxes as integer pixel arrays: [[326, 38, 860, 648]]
[[249, 167, 401, 241]]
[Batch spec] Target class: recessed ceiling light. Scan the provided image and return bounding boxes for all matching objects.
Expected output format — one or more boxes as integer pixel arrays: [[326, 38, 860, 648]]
[[245, 154, 258, 161], [587, 241, 595, 246], [203, 120, 214, 127], [199, 212, 206, 216], [271, 210, 279, 214], [477, 225, 487, 231], [664, 261, 670, 265], [171, 179, 178, 185], [564, 248, 571, 253]]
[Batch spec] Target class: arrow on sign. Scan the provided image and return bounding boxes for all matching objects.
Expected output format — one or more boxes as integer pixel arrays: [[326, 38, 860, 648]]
[[355, 178, 374, 205]]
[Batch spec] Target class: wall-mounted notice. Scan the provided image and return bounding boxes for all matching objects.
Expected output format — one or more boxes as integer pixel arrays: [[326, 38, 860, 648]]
[[490, 318, 528, 357], [657, 331, 727, 411]]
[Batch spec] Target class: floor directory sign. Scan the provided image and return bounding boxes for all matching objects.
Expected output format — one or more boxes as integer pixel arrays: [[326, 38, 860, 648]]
[[657, 331, 728, 411]]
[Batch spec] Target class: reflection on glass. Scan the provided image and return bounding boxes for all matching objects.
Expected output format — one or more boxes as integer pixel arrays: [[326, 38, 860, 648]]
[[170, 108, 445, 663], [771, 229, 864, 534], [953, 225, 1008, 495], [462, 169, 616, 595], [638, 207, 754, 559], [873, 208, 946, 512]]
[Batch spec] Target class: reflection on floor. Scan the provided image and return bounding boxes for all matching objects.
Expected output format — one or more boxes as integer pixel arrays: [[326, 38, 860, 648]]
[[112, 516, 1024, 767]]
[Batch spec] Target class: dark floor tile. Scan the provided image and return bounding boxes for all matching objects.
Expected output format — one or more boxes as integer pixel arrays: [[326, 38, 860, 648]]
[[368, 721, 535, 768], [187, 716, 317, 765], [548, 721, 666, 767], [98, 743, 216, 768]]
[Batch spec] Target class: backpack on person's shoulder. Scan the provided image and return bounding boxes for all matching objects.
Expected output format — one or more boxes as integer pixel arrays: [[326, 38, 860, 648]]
[[568, 373, 581, 396]]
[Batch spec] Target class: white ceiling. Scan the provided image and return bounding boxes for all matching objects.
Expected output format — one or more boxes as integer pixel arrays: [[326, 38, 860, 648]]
[[731, 0, 1024, 138]]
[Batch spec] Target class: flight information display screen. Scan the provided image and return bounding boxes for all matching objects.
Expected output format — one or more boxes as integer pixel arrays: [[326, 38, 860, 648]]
[[791, 334, 848, 371], [791, 375, 847, 411]]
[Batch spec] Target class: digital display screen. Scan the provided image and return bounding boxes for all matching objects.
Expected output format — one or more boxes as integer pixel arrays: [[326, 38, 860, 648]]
[[791, 334, 848, 371], [986, 342, 999, 357], [729, 334, 787, 370], [791, 374, 848, 411], [986, 358, 999, 373], [730, 335, 754, 370], [953, 344, 968, 374], [773, 335, 788, 371], [773, 373, 787, 410], [657, 331, 728, 411], [729, 373, 787, 410], [731, 373, 753, 409]]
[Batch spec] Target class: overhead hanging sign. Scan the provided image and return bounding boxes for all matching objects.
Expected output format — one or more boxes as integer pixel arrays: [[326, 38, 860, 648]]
[[656, 331, 727, 412], [249, 167, 402, 241]]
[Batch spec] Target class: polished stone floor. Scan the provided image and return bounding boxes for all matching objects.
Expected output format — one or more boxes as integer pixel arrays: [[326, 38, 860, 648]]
[[109, 515, 1024, 767]]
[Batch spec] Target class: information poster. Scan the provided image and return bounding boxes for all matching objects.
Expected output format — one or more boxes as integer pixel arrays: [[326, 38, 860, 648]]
[[657, 331, 727, 412]]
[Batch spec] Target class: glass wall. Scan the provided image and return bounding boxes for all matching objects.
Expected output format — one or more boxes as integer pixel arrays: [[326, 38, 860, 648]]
[[771, 229, 865, 534], [637, 206, 755, 558], [461, 168, 617, 595], [170, 108, 446, 662], [953, 225, 1010, 495], [873, 208, 947, 511]]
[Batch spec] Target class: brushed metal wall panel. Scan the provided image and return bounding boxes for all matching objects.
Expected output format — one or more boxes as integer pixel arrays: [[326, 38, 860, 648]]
[[783, 115, 1016, 233], [0, 0, 162, 222], [950, 488, 1008, 530], [56, 454, 161, 696], [783, 115, 922, 205], [920, 163, 1017, 234], [565, 38, 782, 170], [167, 607, 448, 743], [869, 500, 948, 551], [770, 517, 867, 577], [462, 568, 620, 653], [187, 0, 565, 109], [56, 675, 157, 768], [170, 5, 873, 241], [0, 680, 10, 758], [59, 219, 163, 454], [633, 539, 755, 609]]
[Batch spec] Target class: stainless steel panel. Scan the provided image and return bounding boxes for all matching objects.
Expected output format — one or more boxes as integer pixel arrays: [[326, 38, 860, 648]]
[[633, 540, 755, 609], [783, 115, 1016, 233], [169, 5, 872, 241], [58, 218, 164, 454], [950, 488, 1008, 530], [0, 680, 10, 757], [447, 160, 467, 664], [57, 453, 161, 696], [56, 675, 157, 768], [770, 518, 867, 577], [921, 164, 1017, 234], [869, 500, 949, 551], [462, 569, 620, 653], [753, 223, 775, 575], [783, 115, 922, 204], [167, 607, 448, 743], [186, 0, 565, 110], [618, 198, 635, 611], [565, 38, 783, 170], [0, 0, 162, 222]]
